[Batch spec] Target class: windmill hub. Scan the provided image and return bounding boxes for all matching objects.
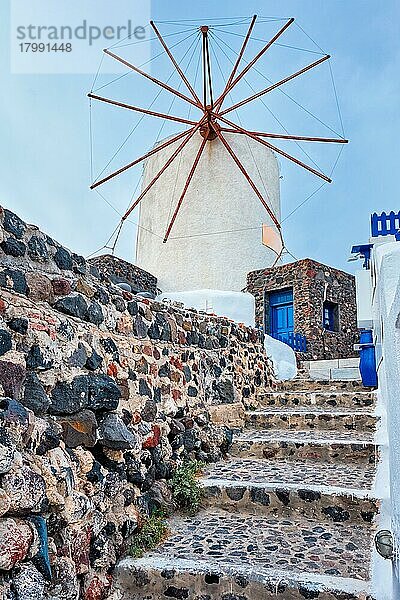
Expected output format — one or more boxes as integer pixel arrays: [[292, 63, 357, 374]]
[[200, 110, 220, 141]]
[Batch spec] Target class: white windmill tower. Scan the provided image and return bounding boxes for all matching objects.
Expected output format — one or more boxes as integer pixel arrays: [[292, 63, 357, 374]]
[[89, 17, 347, 322]]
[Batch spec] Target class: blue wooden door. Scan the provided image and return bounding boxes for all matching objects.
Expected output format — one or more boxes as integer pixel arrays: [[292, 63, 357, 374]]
[[269, 289, 294, 341]]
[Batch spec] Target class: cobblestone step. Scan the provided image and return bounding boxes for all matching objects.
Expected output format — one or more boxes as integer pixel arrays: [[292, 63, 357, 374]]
[[115, 509, 374, 599], [267, 379, 368, 393], [246, 407, 378, 432], [255, 390, 376, 410], [201, 455, 378, 524], [230, 428, 377, 462], [204, 457, 377, 491], [116, 379, 380, 599]]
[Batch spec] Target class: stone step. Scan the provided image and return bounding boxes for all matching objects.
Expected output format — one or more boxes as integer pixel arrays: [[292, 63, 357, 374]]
[[267, 379, 368, 393], [230, 428, 377, 463], [201, 456, 378, 525], [245, 407, 378, 432], [204, 457, 377, 491], [309, 367, 361, 382], [115, 509, 374, 599], [255, 390, 376, 410]]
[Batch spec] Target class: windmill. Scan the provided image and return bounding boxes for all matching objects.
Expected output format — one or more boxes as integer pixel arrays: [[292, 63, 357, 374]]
[[88, 16, 347, 292]]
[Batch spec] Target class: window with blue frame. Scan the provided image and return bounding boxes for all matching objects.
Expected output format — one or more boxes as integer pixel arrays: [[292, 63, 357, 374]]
[[323, 301, 339, 332]]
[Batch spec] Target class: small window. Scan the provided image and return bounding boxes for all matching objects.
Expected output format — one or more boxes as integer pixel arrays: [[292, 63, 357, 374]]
[[323, 301, 339, 332]]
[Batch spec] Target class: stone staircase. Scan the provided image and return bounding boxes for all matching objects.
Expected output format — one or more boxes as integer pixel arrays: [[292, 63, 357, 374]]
[[115, 378, 381, 599]]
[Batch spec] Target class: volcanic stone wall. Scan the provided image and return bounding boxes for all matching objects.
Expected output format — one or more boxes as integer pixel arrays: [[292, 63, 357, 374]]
[[247, 258, 358, 361], [88, 255, 158, 296], [0, 207, 272, 600]]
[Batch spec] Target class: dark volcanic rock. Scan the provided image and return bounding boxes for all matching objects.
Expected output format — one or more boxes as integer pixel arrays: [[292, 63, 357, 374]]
[[87, 302, 104, 326], [0, 361, 26, 399], [68, 344, 88, 369], [88, 374, 121, 411], [298, 489, 321, 502], [72, 253, 87, 275], [3, 208, 26, 238], [54, 294, 88, 321], [57, 410, 98, 448], [25, 344, 53, 371], [100, 337, 118, 355], [50, 376, 89, 415], [127, 300, 138, 316], [0, 329, 12, 356], [29, 516, 52, 581], [216, 379, 234, 404], [85, 350, 103, 371], [322, 506, 350, 522], [23, 371, 50, 414], [54, 246, 73, 271], [250, 487, 270, 506], [276, 488, 291, 506], [147, 322, 161, 340], [94, 287, 110, 305], [112, 296, 126, 312], [1, 237, 26, 257], [34, 420, 61, 456], [226, 486, 246, 502], [158, 363, 170, 378], [133, 315, 148, 339], [51, 374, 119, 415], [0, 268, 29, 295], [139, 379, 152, 398], [0, 398, 31, 442], [141, 399, 157, 422], [98, 413, 139, 449], [164, 586, 189, 599], [8, 317, 29, 334], [27, 236, 49, 261], [183, 366, 192, 383]]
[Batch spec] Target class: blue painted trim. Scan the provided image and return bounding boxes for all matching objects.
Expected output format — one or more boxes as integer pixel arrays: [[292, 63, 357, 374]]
[[371, 211, 400, 240], [271, 331, 307, 353]]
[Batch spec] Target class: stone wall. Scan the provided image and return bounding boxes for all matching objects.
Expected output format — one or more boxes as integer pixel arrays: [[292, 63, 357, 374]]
[[88, 255, 158, 296], [247, 258, 358, 361], [0, 206, 273, 600]]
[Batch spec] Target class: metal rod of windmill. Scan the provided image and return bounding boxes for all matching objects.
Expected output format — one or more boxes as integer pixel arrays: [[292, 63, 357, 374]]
[[88, 15, 348, 243]]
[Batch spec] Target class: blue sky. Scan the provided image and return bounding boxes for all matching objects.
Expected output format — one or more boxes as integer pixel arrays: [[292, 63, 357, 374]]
[[1, 0, 399, 273]]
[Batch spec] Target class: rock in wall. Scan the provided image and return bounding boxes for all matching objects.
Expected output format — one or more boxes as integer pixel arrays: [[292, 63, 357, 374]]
[[88, 255, 158, 296], [0, 207, 273, 599]]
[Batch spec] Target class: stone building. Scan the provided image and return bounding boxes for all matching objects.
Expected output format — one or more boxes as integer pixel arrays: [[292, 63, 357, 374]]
[[247, 258, 358, 361]]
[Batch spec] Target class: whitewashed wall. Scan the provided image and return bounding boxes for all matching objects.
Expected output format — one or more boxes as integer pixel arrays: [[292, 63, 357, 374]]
[[370, 241, 400, 596], [136, 132, 281, 293]]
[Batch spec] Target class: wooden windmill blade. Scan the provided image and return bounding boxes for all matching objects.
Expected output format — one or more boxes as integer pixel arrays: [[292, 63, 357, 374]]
[[89, 17, 348, 244]]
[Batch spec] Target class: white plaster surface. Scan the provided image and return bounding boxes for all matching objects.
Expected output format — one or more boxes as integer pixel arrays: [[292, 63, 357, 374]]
[[369, 240, 400, 597], [264, 334, 297, 381], [158, 289, 255, 327], [355, 268, 373, 329], [136, 132, 281, 292]]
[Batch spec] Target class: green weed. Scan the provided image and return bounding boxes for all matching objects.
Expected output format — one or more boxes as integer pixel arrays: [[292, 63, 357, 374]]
[[130, 510, 169, 558], [170, 459, 205, 515]]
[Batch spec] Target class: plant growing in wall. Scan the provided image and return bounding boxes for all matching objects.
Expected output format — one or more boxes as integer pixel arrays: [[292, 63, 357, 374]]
[[170, 460, 205, 515], [130, 510, 170, 558]]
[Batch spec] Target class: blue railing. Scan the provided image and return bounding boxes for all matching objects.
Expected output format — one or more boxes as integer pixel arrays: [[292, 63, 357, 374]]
[[272, 332, 307, 353], [371, 211, 400, 240]]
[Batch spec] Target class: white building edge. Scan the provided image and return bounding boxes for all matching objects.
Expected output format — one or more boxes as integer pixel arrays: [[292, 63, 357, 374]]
[[354, 235, 400, 598]]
